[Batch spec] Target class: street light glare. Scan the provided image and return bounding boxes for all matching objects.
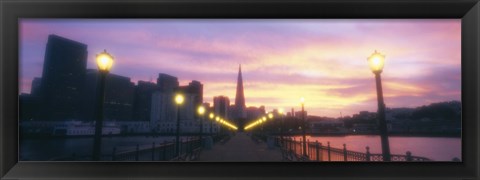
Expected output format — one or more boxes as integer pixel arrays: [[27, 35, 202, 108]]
[[268, 113, 273, 119], [197, 106, 205, 115], [209, 113, 214, 119], [368, 50, 385, 73], [96, 50, 114, 72], [174, 94, 184, 105]]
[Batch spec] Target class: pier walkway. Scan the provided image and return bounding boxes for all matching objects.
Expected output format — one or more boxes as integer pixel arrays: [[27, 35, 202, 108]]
[[198, 132, 282, 161]]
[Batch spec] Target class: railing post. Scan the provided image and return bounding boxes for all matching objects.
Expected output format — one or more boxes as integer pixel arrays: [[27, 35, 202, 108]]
[[152, 142, 155, 161], [162, 142, 167, 160], [327, 142, 331, 161], [406, 151, 412, 161], [307, 139, 310, 158], [319, 142, 323, 161], [315, 140, 320, 161], [343, 144, 347, 161], [366, 146, 371, 161], [289, 138, 292, 153], [179, 138, 182, 156], [293, 137, 297, 155], [135, 144, 139, 161], [112, 147, 116, 161]]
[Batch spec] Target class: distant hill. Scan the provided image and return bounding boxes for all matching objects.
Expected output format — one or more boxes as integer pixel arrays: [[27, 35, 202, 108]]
[[410, 101, 461, 121]]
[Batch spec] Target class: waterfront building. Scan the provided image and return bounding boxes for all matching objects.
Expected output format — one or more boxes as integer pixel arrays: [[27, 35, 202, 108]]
[[157, 73, 179, 92], [133, 81, 159, 122], [38, 34, 88, 121], [214, 96, 230, 118], [83, 70, 135, 122]]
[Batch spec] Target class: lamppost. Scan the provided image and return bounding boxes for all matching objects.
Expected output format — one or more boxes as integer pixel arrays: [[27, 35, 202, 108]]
[[367, 50, 391, 161], [278, 108, 285, 141], [92, 50, 114, 161], [215, 116, 220, 135], [262, 116, 267, 134], [209, 112, 214, 134], [300, 97, 307, 157], [175, 94, 184, 157], [197, 106, 205, 143], [267, 113, 273, 133]]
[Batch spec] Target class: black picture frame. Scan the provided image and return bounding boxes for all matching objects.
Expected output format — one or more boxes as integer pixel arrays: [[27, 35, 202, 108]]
[[1, 0, 479, 179]]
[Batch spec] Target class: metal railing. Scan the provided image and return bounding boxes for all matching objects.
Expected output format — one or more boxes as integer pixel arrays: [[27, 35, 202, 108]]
[[277, 137, 431, 162], [112, 137, 203, 161], [49, 135, 233, 161]]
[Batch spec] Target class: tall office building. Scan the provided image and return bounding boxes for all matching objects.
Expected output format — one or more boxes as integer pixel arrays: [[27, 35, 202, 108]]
[[214, 96, 230, 118], [234, 65, 247, 118], [157, 73, 179, 92], [30, 77, 42, 97], [83, 70, 135, 121], [187, 80, 203, 107], [150, 92, 176, 123], [38, 34, 88, 121], [233, 64, 247, 130], [133, 81, 159, 121], [179, 80, 203, 118], [150, 73, 180, 131]]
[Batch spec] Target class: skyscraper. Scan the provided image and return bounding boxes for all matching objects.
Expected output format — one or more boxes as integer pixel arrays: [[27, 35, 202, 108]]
[[38, 34, 88, 121], [187, 80, 203, 107], [214, 96, 230, 118], [157, 73, 179, 92], [179, 80, 203, 118], [234, 64, 247, 129], [133, 81, 159, 122], [83, 70, 135, 121]]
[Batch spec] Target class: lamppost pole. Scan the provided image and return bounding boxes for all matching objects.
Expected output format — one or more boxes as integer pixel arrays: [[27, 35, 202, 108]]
[[92, 71, 107, 161], [279, 108, 285, 141], [197, 106, 205, 144], [175, 94, 184, 157], [368, 50, 391, 161], [209, 113, 214, 135], [301, 97, 307, 157], [92, 50, 113, 161], [268, 113, 273, 134]]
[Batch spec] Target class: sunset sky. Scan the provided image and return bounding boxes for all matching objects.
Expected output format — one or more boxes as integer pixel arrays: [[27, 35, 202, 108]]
[[19, 19, 461, 117]]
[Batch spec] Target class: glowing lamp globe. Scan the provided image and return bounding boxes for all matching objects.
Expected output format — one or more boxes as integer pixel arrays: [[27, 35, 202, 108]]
[[175, 94, 184, 105], [197, 106, 205, 115], [367, 50, 386, 74], [96, 50, 114, 72]]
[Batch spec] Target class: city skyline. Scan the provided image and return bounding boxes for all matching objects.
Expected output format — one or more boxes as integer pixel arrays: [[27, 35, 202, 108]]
[[19, 19, 461, 117]]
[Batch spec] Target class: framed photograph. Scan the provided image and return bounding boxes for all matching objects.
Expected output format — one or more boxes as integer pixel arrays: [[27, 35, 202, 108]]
[[1, 0, 479, 179]]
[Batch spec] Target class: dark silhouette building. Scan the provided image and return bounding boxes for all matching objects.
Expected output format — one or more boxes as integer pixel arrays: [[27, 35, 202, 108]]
[[214, 96, 230, 118], [187, 80, 203, 107], [38, 34, 88, 121], [157, 73, 179, 92], [233, 64, 247, 129], [133, 81, 159, 121], [19, 93, 40, 121], [31, 77, 42, 97], [179, 80, 204, 118], [83, 70, 135, 121]]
